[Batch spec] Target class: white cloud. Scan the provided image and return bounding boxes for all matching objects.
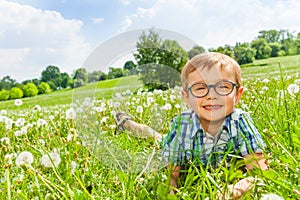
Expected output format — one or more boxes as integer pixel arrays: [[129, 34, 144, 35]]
[[91, 17, 104, 24], [119, 0, 300, 49], [0, 0, 91, 81]]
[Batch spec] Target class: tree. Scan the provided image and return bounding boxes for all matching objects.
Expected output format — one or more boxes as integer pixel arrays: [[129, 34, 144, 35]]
[[10, 87, 23, 99], [38, 82, 51, 94], [23, 83, 38, 97], [123, 61, 137, 75], [88, 71, 107, 82], [0, 89, 10, 101], [188, 45, 205, 59], [208, 45, 234, 58], [60, 72, 72, 88], [73, 68, 88, 83], [233, 43, 256, 65], [107, 68, 124, 79], [269, 43, 285, 57], [0, 76, 16, 90], [250, 38, 272, 59], [41, 65, 62, 90], [134, 29, 188, 90]]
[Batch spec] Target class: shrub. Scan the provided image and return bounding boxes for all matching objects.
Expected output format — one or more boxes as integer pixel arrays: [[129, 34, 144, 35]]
[[10, 87, 23, 99], [38, 82, 52, 94], [23, 83, 38, 97], [0, 89, 10, 101]]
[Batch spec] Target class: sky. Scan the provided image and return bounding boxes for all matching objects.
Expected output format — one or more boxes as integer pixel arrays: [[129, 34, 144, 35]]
[[1, 0, 300, 82]]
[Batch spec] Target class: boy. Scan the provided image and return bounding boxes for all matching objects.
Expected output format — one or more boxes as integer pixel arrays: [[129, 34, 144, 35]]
[[114, 52, 268, 198]]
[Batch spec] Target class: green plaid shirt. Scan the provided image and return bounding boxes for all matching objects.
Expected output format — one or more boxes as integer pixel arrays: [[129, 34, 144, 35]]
[[162, 108, 265, 167]]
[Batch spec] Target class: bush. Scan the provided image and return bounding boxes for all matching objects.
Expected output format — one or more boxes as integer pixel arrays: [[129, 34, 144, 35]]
[[10, 87, 23, 99], [38, 82, 52, 94], [0, 89, 10, 101], [23, 83, 38, 97]]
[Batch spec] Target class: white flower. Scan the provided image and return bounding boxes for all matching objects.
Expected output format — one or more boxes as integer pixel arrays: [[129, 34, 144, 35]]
[[0, 110, 7, 115], [260, 193, 284, 200], [100, 117, 108, 124], [294, 79, 300, 85], [162, 103, 172, 110], [15, 118, 25, 127], [37, 119, 48, 127], [66, 108, 76, 120], [41, 151, 61, 168], [262, 78, 270, 83], [0, 137, 10, 145], [16, 151, 34, 167], [67, 133, 73, 142], [70, 161, 77, 174], [14, 99, 23, 106], [33, 105, 41, 111], [287, 83, 299, 96], [136, 106, 143, 113], [14, 130, 24, 137]]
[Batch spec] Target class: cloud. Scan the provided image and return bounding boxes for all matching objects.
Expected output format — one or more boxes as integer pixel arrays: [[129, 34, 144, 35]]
[[119, 0, 300, 49], [91, 17, 104, 24], [0, 0, 91, 81]]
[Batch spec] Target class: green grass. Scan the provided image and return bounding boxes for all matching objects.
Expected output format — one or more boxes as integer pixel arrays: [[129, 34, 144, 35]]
[[0, 75, 143, 110]]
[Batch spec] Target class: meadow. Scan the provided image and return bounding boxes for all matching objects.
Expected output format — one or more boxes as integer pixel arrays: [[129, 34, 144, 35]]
[[0, 55, 300, 199]]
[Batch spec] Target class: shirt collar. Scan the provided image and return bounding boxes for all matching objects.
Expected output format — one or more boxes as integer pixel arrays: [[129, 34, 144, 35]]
[[190, 109, 233, 138]]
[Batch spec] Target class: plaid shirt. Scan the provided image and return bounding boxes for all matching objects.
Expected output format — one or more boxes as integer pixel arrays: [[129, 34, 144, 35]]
[[161, 108, 265, 167]]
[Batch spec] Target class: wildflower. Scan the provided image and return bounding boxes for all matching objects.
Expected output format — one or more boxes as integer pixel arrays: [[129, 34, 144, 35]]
[[41, 151, 61, 168], [70, 161, 76, 174], [113, 102, 120, 108], [16, 151, 34, 167], [14, 99, 23, 106], [262, 78, 270, 83], [162, 103, 172, 110], [100, 117, 108, 124], [37, 119, 48, 127], [0, 110, 7, 115], [287, 83, 299, 96], [33, 105, 41, 111], [136, 106, 143, 113], [294, 79, 300, 85], [14, 130, 24, 137], [1, 137, 10, 145], [260, 193, 284, 200], [15, 118, 25, 127], [66, 108, 76, 120]]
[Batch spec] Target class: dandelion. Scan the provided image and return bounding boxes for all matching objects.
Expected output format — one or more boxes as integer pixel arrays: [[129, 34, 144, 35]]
[[16, 151, 34, 167], [287, 83, 299, 96], [33, 105, 41, 111], [136, 106, 143, 113], [0, 110, 7, 115], [41, 151, 61, 168], [66, 107, 76, 120], [162, 103, 172, 110], [260, 193, 284, 200], [100, 117, 108, 124], [14, 99, 23, 106], [14, 130, 24, 137], [262, 78, 270, 83], [37, 119, 48, 127], [294, 79, 300, 85], [0, 137, 10, 145], [70, 161, 77, 174], [15, 118, 25, 127]]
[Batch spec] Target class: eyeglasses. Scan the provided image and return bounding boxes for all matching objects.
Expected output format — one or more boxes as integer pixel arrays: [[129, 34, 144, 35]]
[[187, 80, 239, 98]]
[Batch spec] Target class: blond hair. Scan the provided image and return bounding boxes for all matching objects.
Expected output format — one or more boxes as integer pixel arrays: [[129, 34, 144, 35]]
[[181, 52, 242, 91]]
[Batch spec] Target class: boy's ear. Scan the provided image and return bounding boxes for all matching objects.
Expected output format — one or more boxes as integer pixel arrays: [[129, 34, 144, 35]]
[[235, 86, 244, 105], [181, 90, 191, 107]]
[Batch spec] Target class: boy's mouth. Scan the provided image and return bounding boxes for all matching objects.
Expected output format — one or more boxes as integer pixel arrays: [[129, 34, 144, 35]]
[[203, 105, 223, 110]]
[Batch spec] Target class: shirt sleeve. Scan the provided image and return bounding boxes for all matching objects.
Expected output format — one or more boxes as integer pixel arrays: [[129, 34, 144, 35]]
[[161, 116, 185, 166], [237, 111, 266, 156]]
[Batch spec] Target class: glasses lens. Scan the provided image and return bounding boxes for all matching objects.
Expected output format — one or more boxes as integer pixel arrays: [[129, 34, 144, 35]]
[[215, 81, 233, 95], [191, 83, 208, 97]]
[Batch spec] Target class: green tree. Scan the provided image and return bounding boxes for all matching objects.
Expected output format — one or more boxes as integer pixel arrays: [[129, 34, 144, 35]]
[[134, 29, 188, 90], [250, 38, 272, 59], [41, 65, 62, 90], [107, 68, 124, 79], [23, 83, 38, 97], [269, 43, 285, 57], [209, 45, 234, 58], [0, 89, 10, 101], [73, 68, 88, 84], [123, 61, 137, 75], [188, 45, 205, 59], [10, 87, 23, 99], [60, 72, 72, 88], [0, 76, 16, 90], [38, 82, 51, 94], [88, 71, 107, 82], [233, 42, 256, 65]]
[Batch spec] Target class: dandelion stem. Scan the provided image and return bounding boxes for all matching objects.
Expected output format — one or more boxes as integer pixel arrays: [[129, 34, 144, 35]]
[[6, 169, 11, 200]]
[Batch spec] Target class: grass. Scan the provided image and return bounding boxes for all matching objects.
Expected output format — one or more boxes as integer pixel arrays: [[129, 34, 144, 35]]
[[0, 56, 300, 199]]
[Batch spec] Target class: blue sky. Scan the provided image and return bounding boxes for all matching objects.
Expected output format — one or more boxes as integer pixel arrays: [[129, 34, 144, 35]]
[[1, 0, 300, 81]]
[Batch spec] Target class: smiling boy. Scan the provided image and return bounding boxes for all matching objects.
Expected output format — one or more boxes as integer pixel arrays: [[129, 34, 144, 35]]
[[162, 52, 268, 196]]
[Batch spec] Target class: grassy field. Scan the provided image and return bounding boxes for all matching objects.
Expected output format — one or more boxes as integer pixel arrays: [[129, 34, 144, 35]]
[[0, 56, 300, 199]]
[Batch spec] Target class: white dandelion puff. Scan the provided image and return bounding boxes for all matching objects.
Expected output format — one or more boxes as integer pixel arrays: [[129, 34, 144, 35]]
[[14, 99, 23, 106], [66, 108, 76, 120], [260, 193, 284, 200], [287, 83, 299, 96], [136, 106, 143, 113], [16, 151, 34, 167], [41, 151, 61, 168]]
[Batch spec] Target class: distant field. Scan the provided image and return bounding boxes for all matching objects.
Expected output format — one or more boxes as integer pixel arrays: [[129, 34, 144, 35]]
[[0, 55, 299, 110]]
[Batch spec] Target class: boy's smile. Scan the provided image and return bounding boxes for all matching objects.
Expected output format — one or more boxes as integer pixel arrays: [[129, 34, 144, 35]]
[[182, 64, 244, 135]]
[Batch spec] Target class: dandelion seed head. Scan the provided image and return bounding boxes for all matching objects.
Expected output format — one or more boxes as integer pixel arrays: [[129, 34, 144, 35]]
[[41, 151, 61, 168], [33, 105, 41, 111], [16, 151, 34, 167], [0, 110, 7, 115], [136, 106, 143, 113], [260, 193, 284, 200], [287, 83, 299, 96], [66, 108, 76, 120], [14, 99, 23, 106], [0, 137, 10, 145]]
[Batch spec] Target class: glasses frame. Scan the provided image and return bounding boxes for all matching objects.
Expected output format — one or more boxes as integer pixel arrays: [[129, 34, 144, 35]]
[[187, 80, 239, 98]]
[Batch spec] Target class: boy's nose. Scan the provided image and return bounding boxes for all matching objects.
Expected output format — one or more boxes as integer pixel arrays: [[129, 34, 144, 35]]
[[206, 87, 218, 99]]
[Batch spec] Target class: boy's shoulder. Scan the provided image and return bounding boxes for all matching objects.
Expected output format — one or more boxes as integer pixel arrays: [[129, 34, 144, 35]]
[[172, 109, 195, 123]]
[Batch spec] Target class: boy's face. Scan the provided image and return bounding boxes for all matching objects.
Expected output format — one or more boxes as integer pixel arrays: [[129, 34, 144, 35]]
[[182, 65, 244, 126]]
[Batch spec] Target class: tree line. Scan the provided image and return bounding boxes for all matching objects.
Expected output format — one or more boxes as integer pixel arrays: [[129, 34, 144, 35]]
[[1, 28, 300, 100]]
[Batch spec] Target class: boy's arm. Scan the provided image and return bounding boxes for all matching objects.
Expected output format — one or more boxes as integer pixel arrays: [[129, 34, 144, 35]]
[[167, 165, 181, 194]]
